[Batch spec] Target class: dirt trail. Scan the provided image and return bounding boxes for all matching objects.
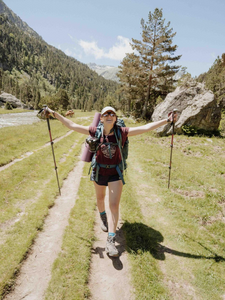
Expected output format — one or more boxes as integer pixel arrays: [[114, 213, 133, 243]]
[[88, 190, 134, 300], [4, 157, 85, 300]]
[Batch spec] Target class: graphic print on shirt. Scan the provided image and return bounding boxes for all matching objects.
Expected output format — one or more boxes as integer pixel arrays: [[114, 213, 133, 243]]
[[100, 144, 117, 159]]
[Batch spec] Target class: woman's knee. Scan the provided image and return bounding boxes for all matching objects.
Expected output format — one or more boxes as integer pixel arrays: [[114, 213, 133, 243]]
[[94, 183, 106, 202], [109, 201, 119, 213], [97, 194, 105, 202]]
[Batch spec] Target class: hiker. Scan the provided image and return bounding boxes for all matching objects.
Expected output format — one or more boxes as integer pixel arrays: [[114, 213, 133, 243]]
[[44, 106, 177, 257]]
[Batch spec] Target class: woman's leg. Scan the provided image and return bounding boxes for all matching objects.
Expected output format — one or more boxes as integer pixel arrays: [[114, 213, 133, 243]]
[[93, 182, 108, 232], [107, 180, 123, 233], [93, 182, 106, 212]]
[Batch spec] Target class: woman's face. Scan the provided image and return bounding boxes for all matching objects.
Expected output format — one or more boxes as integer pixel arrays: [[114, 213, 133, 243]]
[[100, 111, 117, 126]]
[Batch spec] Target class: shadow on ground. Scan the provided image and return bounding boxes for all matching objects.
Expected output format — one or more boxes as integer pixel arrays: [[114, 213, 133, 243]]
[[121, 221, 225, 263]]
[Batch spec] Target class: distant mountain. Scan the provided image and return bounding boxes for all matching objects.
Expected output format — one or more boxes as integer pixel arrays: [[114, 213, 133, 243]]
[[0, 0, 42, 40], [88, 63, 120, 83], [87, 63, 185, 83]]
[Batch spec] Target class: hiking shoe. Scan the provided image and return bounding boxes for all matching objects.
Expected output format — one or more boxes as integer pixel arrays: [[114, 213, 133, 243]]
[[100, 213, 108, 232], [105, 235, 119, 257]]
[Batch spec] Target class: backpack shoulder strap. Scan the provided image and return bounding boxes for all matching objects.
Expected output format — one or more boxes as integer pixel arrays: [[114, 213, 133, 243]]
[[114, 127, 124, 171], [95, 122, 104, 140]]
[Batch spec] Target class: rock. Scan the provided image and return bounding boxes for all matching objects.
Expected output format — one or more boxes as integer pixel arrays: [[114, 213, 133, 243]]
[[152, 82, 221, 135], [0, 92, 27, 108]]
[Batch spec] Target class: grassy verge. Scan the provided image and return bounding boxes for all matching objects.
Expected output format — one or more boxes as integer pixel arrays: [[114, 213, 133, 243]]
[[0, 111, 94, 166], [0, 111, 94, 298], [44, 163, 96, 300], [0, 108, 31, 114], [121, 129, 225, 300]]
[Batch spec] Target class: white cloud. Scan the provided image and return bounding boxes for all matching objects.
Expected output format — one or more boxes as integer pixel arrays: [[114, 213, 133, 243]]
[[106, 36, 133, 60], [78, 36, 133, 61], [78, 40, 104, 59]]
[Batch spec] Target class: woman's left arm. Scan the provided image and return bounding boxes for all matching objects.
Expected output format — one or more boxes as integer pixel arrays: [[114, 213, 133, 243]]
[[128, 119, 168, 137], [128, 113, 177, 137]]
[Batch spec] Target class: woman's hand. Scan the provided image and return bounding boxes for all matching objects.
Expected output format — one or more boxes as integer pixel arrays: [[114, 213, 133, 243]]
[[43, 106, 55, 118], [167, 110, 178, 123]]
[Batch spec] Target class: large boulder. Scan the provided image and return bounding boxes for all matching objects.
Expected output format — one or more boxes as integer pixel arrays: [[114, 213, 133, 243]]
[[152, 82, 221, 135], [0, 92, 26, 108]]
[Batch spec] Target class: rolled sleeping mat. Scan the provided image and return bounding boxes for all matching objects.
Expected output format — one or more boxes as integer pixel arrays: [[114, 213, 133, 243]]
[[81, 112, 101, 162]]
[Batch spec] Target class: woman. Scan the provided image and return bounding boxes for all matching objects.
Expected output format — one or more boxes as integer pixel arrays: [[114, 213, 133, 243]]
[[44, 106, 177, 257]]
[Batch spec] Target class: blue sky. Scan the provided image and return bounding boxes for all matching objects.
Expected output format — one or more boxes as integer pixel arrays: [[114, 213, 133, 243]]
[[3, 0, 225, 77]]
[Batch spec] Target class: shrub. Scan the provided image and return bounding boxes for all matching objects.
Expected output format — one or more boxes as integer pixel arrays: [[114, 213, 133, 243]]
[[4, 102, 13, 110]]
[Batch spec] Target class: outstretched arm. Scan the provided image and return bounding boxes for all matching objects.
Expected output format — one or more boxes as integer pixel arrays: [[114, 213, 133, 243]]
[[45, 107, 90, 135], [128, 112, 177, 137]]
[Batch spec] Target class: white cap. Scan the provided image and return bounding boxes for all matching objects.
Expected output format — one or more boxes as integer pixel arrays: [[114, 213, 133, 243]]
[[101, 106, 116, 115]]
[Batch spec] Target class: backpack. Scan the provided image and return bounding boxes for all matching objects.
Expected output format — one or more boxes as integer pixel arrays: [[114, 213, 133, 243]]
[[88, 118, 129, 184]]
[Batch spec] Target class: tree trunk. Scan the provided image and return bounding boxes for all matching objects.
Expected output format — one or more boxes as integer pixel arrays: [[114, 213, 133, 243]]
[[141, 74, 152, 118]]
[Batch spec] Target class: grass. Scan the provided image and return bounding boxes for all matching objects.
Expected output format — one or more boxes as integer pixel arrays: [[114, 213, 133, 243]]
[[1, 112, 225, 299], [0, 108, 31, 114], [0, 111, 94, 166], [120, 126, 225, 300]]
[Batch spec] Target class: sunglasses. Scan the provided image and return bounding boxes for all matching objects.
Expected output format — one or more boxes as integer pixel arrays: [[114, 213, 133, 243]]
[[102, 112, 116, 117]]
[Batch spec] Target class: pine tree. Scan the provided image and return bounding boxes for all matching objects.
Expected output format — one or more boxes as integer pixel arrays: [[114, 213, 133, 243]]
[[198, 55, 225, 106], [119, 8, 181, 118], [117, 53, 144, 113]]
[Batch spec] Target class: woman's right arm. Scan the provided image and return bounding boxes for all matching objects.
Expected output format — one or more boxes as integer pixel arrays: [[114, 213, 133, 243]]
[[46, 107, 90, 135]]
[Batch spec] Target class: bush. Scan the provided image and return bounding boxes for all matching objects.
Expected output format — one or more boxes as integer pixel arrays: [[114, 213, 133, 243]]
[[182, 124, 220, 137], [4, 102, 13, 110]]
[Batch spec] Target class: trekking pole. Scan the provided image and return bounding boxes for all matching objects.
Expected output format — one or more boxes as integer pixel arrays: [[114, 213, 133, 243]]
[[168, 109, 177, 189], [38, 105, 61, 195]]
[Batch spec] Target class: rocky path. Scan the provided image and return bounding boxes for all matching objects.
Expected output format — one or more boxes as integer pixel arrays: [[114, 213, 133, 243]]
[[88, 190, 134, 300], [0, 111, 40, 128]]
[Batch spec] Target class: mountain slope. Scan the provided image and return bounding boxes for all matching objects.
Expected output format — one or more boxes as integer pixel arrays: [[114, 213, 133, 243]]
[[0, 0, 42, 40], [88, 63, 120, 83]]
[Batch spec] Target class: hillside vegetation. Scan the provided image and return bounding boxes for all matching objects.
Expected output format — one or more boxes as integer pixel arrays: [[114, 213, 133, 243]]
[[0, 13, 119, 111], [198, 56, 225, 107]]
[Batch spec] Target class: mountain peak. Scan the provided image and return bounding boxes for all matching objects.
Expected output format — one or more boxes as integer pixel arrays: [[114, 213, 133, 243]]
[[0, 0, 42, 40], [87, 63, 119, 83]]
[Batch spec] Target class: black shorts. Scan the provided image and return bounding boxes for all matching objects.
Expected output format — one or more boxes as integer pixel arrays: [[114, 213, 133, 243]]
[[90, 170, 121, 186]]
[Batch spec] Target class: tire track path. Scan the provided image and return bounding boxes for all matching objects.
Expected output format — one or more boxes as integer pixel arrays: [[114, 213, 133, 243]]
[[4, 153, 85, 300]]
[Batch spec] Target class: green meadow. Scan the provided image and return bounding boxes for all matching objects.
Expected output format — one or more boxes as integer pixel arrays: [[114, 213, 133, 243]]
[[0, 110, 225, 299], [0, 108, 31, 114]]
